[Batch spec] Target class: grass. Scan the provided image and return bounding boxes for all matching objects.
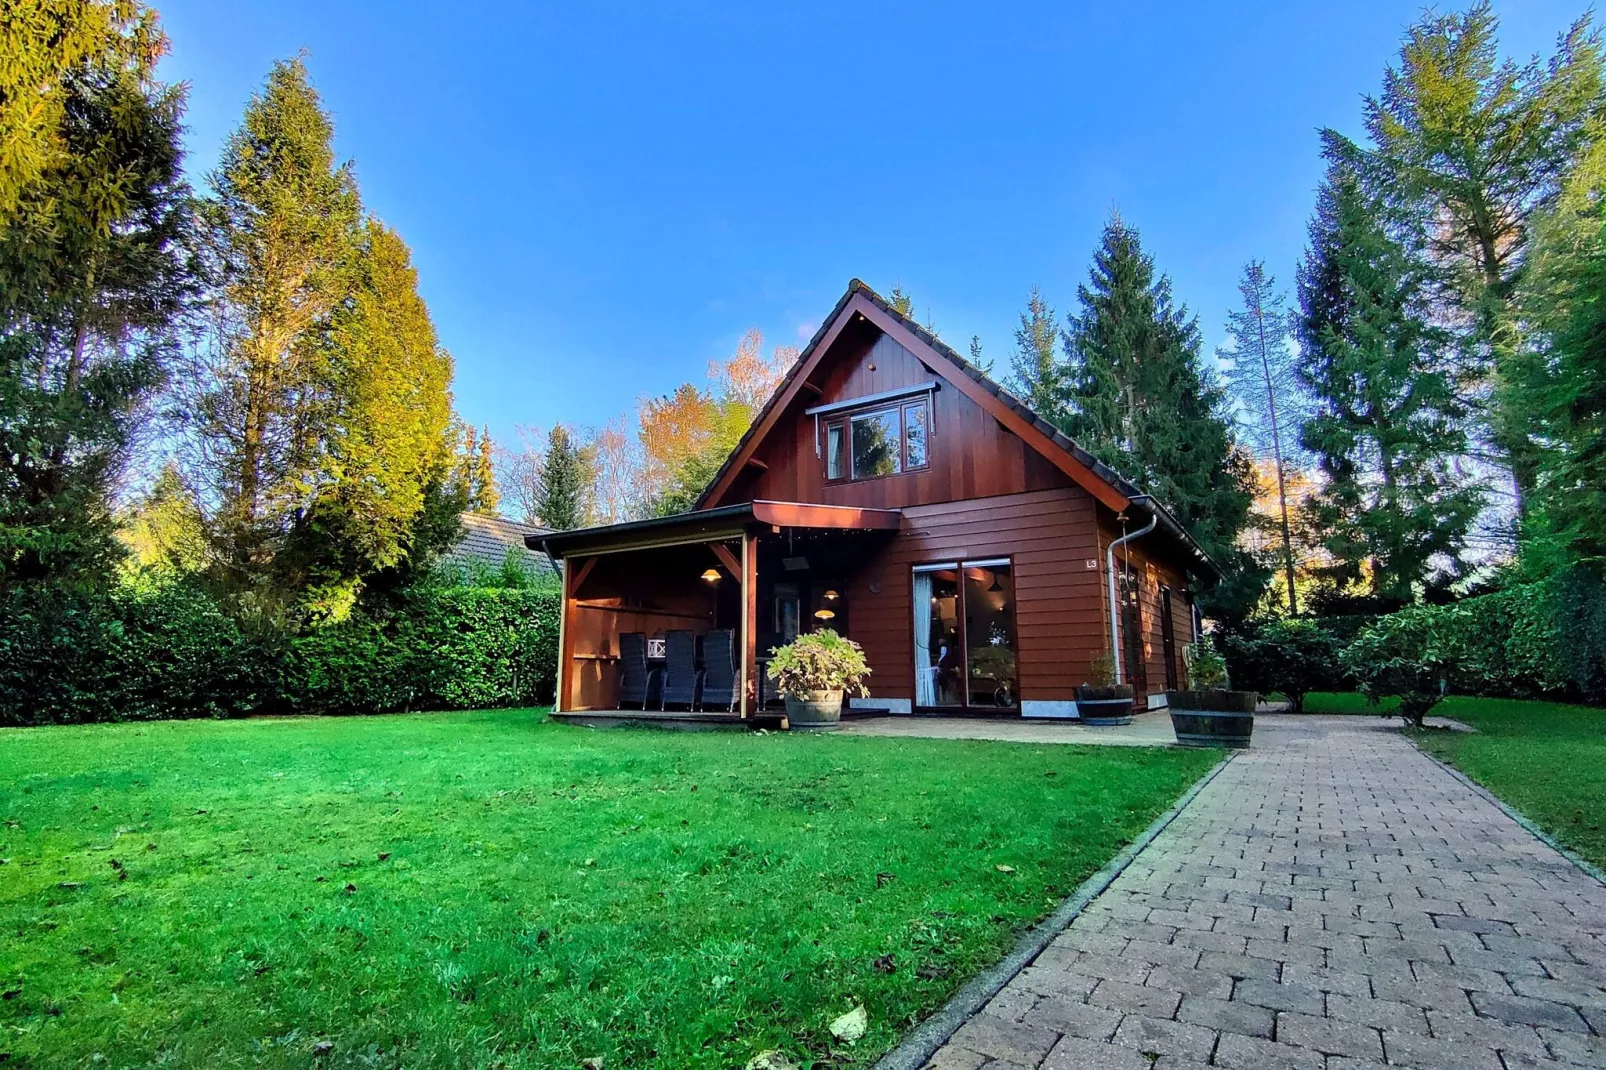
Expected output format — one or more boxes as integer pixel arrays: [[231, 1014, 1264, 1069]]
[[1404, 696, 1606, 873], [1299, 691, 1399, 715], [0, 709, 1217, 1069]]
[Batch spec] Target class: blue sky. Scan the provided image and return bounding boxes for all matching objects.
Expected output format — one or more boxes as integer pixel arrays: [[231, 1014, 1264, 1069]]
[[156, 1, 1586, 449]]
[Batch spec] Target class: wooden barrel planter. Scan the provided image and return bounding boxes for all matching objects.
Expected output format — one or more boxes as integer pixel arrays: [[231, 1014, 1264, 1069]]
[[1166, 690, 1256, 748], [784, 690, 844, 731], [1074, 684, 1135, 726]]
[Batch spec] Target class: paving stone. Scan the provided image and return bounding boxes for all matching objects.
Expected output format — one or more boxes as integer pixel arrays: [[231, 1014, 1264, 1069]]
[[1176, 993, 1274, 1038], [1276, 1011, 1385, 1060], [1379, 1029, 1505, 1070], [1506, 973, 1606, 1008], [1038, 1035, 1150, 1070], [1214, 1031, 1326, 1070], [1468, 991, 1590, 1032], [1324, 992, 1430, 1034], [1021, 997, 1121, 1042], [1110, 1014, 1216, 1060], [1233, 978, 1325, 1015], [922, 1048, 988, 1070], [947, 1014, 1058, 1066], [1088, 978, 1182, 1018], [1143, 964, 1234, 998]]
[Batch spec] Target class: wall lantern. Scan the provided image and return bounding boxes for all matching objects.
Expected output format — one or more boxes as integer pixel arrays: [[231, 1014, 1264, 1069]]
[[701, 568, 721, 583]]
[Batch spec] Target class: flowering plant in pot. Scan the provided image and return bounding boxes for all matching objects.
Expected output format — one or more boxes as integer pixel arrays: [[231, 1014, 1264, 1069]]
[[1167, 636, 1258, 748], [1075, 650, 1135, 725], [766, 629, 871, 731]]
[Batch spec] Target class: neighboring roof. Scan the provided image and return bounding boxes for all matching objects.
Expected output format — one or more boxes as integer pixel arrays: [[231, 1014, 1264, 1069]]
[[530, 500, 903, 559], [444, 512, 555, 572], [693, 278, 1220, 581]]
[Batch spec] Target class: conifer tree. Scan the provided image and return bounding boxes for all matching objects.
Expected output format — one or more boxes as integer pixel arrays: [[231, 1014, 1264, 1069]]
[[1296, 142, 1483, 605], [186, 57, 361, 600], [1364, 3, 1606, 514], [1061, 216, 1263, 617], [535, 425, 593, 530], [1220, 261, 1305, 613], [1008, 287, 1061, 421], [0, 5, 193, 588], [284, 220, 457, 614]]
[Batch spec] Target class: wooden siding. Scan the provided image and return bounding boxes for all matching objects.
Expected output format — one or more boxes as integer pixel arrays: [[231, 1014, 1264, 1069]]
[[1095, 511, 1196, 699], [845, 487, 1107, 703], [718, 324, 1073, 509]]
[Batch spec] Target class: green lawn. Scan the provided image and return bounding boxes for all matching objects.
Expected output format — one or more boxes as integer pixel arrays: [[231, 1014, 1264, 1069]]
[[0, 710, 1217, 1068], [1405, 696, 1606, 872]]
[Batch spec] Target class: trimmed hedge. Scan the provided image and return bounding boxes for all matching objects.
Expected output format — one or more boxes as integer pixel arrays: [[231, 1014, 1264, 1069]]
[[0, 582, 559, 727]]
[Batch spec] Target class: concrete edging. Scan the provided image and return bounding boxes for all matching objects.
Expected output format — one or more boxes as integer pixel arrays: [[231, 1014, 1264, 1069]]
[[1410, 738, 1606, 888], [871, 750, 1236, 1070]]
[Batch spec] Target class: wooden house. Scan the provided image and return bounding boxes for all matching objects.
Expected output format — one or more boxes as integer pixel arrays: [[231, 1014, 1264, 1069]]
[[530, 280, 1217, 724]]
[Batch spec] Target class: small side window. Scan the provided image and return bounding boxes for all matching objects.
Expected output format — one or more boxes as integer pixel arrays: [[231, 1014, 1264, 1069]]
[[904, 401, 929, 469], [826, 423, 844, 480], [850, 408, 901, 479]]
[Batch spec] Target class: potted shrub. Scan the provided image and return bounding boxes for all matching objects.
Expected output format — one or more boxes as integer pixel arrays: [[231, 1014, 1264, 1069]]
[[1074, 651, 1135, 725], [766, 629, 871, 731], [1166, 636, 1257, 748]]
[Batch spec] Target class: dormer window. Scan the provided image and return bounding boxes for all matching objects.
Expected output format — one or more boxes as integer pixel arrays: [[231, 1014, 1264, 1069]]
[[821, 393, 932, 482]]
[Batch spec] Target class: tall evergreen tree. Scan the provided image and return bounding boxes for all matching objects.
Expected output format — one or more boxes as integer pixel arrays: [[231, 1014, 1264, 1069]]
[[1008, 286, 1061, 421], [1515, 136, 1606, 573], [1296, 141, 1483, 605], [1364, 3, 1606, 515], [283, 220, 457, 616], [535, 425, 593, 530], [186, 57, 361, 602], [0, 6, 193, 588], [1061, 216, 1263, 617], [1219, 261, 1305, 613]]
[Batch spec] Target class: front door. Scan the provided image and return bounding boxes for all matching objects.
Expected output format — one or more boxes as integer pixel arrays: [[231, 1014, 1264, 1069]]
[[913, 559, 1018, 711], [1120, 564, 1147, 696]]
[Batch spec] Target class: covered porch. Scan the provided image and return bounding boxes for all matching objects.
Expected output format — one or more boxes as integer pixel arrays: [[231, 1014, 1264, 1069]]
[[532, 501, 902, 725]]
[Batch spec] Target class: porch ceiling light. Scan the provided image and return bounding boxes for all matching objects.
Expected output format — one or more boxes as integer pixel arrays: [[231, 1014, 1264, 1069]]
[[823, 588, 840, 600], [814, 608, 836, 620], [701, 568, 721, 583]]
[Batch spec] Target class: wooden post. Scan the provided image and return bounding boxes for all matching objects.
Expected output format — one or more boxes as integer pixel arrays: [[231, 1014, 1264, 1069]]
[[741, 532, 758, 718], [556, 556, 571, 713]]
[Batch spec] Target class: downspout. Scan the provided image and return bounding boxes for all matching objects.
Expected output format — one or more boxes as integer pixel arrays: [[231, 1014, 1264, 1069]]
[[1106, 496, 1158, 686]]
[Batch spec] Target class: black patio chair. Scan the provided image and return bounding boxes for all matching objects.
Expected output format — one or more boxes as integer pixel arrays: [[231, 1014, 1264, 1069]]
[[699, 628, 738, 713], [659, 629, 701, 710], [617, 632, 660, 709]]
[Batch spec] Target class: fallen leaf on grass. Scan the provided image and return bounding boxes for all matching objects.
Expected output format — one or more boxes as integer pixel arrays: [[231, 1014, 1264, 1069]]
[[829, 1005, 867, 1044], [581, 1057, 604, 1070], [343, 883, 357, 894], [874, 872, 894, 888], [377, 852, 390, 862], [745, 1051, 800, 1070], [57, 882, 80, 890], [995, 864, 1015, 874], [312, 1040, 333, 1055], [916, 962, 952, 980], [873, 954, 896, 973]]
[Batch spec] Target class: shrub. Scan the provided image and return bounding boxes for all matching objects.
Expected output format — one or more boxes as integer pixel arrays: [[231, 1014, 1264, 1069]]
[[766, 629, 871, 697], [1185, 635, 1228, 689], [0, 580, 560, 726], [1226, 619, 1342, 713], [1341, 607, 1454, 727]]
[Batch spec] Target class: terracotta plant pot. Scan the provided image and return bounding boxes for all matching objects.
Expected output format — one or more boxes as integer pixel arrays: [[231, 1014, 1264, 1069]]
[[1074, 684, 1135, 726], [785, 689, 844, 731], [1166, 689, 1256, 748]]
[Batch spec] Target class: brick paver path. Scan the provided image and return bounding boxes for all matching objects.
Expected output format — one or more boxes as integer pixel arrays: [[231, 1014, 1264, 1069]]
[[923, 716, 1606, 1070]]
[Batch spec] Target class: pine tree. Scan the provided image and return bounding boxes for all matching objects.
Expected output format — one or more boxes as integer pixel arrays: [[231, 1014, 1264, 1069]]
[[1008, 287, 1061, 421], [888, 286, 915, 317], [471, 424, 498, 515], [1061, 216, 1263, 617], [968, 334, 993, 375], [1364, 3, 1606, 515], [536, 425, 593, 530], [1219, 261, 1305, 613], [186, 57, 361, 600], [0, 8, 193, 588], [1296, 141, 1483, 605], [1515, 136, 1606, 571]]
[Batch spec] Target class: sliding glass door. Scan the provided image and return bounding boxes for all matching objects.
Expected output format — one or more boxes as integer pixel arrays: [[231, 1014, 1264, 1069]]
[[913, 559, 1017, 711]]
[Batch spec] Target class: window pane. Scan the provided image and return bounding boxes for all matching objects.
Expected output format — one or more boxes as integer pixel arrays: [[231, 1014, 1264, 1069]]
[[964, 563, 1017, 708], [904, 401, 928, 468], [851, 409, 900, 478], [827, 424, 845, 479]]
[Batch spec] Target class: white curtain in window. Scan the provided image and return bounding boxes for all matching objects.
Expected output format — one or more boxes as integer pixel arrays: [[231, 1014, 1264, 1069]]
[[913, 570, 936, 707]]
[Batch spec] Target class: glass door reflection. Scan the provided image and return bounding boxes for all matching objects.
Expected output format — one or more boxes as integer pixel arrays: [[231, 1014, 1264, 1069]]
[[963, 562, 1017, 708]]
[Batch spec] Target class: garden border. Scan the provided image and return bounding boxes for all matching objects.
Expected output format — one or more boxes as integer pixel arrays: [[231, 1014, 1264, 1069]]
[[1409, 738, 1606, 888], [871, 750, 1236, 1070]]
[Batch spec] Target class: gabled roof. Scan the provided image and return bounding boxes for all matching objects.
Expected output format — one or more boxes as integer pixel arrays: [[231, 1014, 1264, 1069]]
[[445, 512, 555, 572], [695, 279, 1219, 580]]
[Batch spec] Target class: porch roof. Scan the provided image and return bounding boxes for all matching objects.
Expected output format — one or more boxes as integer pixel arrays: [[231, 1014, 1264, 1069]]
[[527, 500, 903, 560]]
